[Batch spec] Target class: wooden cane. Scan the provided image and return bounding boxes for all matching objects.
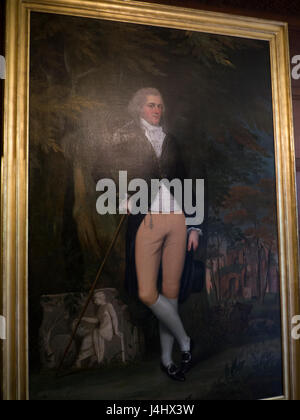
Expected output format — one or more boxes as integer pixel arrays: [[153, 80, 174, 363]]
[[57, 213, 128, 373]]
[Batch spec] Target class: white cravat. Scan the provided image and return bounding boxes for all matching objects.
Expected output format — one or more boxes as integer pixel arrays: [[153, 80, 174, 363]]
[[140, 118, 182, 213], [140, 118, 166, 158]]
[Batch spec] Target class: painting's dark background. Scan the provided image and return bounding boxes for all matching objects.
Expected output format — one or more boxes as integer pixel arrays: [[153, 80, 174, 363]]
[[26, 11, 284, 400]]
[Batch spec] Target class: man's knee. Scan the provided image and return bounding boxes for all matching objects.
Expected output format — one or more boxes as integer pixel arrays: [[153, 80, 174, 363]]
[[162, 281, 180, 300], [138, 289, 158, 307], [162, 289, 179, 300]]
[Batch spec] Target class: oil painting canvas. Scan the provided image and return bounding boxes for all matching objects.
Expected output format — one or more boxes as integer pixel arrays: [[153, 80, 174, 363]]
[[27, 11, 283, 400]]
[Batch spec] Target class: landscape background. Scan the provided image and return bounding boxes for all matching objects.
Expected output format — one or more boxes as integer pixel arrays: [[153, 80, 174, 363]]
[[29, 12, 282, 400]]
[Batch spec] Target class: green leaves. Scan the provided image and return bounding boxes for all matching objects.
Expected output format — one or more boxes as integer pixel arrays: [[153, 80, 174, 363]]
[[172, 31, 260, 68]]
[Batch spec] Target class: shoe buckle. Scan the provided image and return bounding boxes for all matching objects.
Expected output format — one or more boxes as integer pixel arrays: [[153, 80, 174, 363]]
[[168, 364, 177, 375], [182, 351, 192, 363]]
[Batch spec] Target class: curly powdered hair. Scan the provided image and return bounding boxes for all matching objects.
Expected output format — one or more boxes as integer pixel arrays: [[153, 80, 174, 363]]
[[127, 88, 165, 122]]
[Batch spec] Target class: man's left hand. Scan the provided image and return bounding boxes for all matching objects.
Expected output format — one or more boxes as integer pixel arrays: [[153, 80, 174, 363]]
[[188, 230, 199, 252]]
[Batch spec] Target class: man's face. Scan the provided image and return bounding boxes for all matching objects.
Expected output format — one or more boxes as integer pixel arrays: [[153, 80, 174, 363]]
[[140, 95, 164, 126]]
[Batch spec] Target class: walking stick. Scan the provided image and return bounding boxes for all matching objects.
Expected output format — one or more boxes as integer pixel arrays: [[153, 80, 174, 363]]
[[57, 213, 128, 373]]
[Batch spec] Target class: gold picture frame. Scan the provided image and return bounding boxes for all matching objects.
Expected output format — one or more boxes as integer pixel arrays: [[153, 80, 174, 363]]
[[1, 0, 300, 400]]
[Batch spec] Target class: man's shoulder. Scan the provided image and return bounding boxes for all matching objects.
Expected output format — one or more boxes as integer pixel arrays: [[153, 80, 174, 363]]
[[112, 120, 142, 145]]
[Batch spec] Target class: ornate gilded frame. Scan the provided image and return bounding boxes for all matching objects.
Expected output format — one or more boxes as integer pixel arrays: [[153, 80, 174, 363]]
[[1, 0, 300, 400]]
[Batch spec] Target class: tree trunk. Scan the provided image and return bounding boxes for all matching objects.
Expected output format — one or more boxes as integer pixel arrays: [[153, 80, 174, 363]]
[[243, 247, 248, 288], [262, 247, 272, 304], [210, 259, 219, 304], [256, 239, 263, 300], [216, 236, 222, 301]]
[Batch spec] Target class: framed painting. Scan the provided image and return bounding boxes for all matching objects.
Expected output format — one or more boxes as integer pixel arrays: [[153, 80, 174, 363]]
[[1, 0, 300, 401]]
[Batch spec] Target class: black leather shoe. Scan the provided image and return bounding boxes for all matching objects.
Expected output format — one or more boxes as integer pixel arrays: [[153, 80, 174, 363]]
[[160, 363, 186, 382], [180, 339, 195, 374]]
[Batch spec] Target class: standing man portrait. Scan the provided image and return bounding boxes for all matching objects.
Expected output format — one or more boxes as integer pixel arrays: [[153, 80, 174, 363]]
[[108, 88, 204, 381]]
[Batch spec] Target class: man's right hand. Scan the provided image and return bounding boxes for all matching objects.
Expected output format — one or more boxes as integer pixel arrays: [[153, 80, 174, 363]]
[[119, 195, 132, 215]]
